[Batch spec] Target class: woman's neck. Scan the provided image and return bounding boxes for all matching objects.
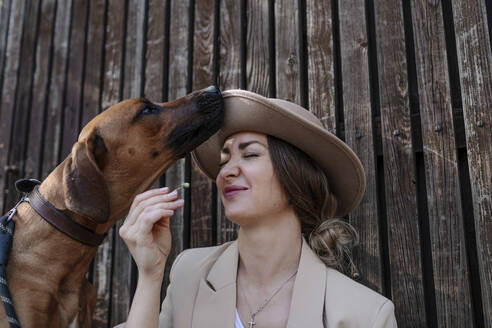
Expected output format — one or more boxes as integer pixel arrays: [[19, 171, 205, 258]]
[[237, 210, 302, 287]]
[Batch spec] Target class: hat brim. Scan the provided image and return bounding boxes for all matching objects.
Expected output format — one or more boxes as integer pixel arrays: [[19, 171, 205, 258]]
[[191, 89, 366, 217]]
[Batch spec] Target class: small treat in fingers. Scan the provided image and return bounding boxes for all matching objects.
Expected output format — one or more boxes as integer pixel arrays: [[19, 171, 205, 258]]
[[173, 182, 190, 192]]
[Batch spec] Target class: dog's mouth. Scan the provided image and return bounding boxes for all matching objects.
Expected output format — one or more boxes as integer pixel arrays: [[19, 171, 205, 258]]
[[165, 87, 224, 158]]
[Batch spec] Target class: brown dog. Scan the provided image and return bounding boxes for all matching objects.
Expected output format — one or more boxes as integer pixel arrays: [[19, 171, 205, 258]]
[[0, 86, 224, 327]]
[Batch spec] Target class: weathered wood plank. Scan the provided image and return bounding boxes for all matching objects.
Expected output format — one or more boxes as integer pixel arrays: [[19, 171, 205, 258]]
[[25, 0, 56, 180], [0, 0, 9, 27], [61, 0, 89, 159], [101, 0, 124, 110], [40, 0, 72, 180], [160, 0, 190, 300], [451, 0, 492, 325], [110, 224, 131, 327], [411, 1, 474, 326], [133, 0, 146, 99], [246, 0, 270, 96], [373, 0, 427, 325], [216, 0, 241, 244], [306, 0, 336, 134], [167, 0, 190, 101], [337, 0, 383, 293], [110, 0, 146, 325], [219, 0, 241, 89], [92, 228, 114, 328], [122, 0, 145, 100], [190, 0, 215, 248], [144, 0, 165, 102], [95, 0, 126, 325], [81, 0, 105, 127], [275, 0, 300, 103], [0, 0, 25, 213], [0, 0, 12, 96], [3, 0, 41, 209]]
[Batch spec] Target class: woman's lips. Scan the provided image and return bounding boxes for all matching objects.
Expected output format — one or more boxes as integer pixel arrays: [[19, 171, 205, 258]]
[[224, 189, 247, 199]]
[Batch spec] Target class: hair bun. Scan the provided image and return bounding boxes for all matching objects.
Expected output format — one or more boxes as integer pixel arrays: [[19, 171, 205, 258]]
[[308, 218, 360, 278]]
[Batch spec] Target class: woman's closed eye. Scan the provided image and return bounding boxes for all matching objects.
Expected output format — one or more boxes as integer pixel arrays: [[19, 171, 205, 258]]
[[219, 153, 258, 167]]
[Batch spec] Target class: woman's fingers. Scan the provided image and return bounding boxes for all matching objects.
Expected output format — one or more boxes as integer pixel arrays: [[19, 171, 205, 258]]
[[129, 188, 172, 215], [120, 207, 170, 242], [129, 187, 168, 211], [121, 198, 184, 237], [138, 208, 174, 235], [120, 203, 180, 245], [139, 199, 184, 217], [125, 189, 180, 227], [136, 190, 180, 212], [133, 196, 183, 222], [125, 188, 169, 226]]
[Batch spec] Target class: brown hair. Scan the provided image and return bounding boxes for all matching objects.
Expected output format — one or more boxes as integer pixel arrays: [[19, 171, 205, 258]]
[[267, 135, 360, 278]]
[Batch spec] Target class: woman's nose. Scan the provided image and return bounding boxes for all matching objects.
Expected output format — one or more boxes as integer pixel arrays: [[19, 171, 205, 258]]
[[219, 160, 240, 178]]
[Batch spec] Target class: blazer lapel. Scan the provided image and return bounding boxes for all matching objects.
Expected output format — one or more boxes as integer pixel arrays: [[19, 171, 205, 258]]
[[286, 237, 327, 328], [191, 237, 326, 328], [192, 240, 238, 328]]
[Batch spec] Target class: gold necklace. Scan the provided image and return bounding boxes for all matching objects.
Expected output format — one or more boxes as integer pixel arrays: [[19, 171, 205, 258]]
[[239, 269, 298, 328]]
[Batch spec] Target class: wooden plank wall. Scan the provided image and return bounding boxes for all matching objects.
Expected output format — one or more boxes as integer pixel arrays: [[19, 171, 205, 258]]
[[0, 0, 490, 327]]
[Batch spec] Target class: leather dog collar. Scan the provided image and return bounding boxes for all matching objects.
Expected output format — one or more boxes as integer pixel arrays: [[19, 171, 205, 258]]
[[27, 186, 106, 247]]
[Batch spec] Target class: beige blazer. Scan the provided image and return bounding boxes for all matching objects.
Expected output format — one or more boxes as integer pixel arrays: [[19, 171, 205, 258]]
[[116, 237, 397, 327]]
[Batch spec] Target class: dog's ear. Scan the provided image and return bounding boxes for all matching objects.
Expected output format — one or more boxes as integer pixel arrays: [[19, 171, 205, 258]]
[[63, 130, 110, 224]]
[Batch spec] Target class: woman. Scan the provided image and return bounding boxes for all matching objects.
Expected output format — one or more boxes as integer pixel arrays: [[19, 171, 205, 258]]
[[117, 90, 397, 327]]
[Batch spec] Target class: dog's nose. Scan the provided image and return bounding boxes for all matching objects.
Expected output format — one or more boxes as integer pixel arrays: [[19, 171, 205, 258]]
[[203, 85, 221, 97]]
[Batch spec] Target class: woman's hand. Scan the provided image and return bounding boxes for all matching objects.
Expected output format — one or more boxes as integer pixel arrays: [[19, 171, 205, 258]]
[[119, 187, 184, 279]]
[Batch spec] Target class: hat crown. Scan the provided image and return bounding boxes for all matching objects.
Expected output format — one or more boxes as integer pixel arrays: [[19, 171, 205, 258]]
[[267, 98, 323, 128], [222, 90, 324, 129]]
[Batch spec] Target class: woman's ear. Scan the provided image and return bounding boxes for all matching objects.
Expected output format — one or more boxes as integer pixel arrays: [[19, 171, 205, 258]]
[[62, 129, 110, 224]]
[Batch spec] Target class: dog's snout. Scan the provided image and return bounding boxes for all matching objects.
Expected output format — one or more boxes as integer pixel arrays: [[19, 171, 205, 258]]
[[196, 85, 224, 115], [165, 86, 224, 158]]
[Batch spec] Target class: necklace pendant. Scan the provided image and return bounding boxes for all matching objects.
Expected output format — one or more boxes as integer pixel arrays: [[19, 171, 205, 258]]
[[248, 319, 256, 328]]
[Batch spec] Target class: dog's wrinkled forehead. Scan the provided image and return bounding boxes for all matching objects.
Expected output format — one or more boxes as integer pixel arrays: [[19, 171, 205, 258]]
[[78, 98, 161, 141]]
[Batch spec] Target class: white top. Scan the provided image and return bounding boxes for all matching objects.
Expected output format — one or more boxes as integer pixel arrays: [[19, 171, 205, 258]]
[[235, 308, 246, 328]]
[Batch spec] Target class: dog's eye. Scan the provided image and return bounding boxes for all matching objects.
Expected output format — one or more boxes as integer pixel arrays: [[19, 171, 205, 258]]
[[140, 104, 160, 115]]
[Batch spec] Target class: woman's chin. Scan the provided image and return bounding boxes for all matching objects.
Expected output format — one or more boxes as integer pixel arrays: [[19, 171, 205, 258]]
[[224, 210, 249, 226], [225, 213, 241, 224]]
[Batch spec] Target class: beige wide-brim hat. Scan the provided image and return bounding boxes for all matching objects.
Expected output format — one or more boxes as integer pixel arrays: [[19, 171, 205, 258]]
[[191, 89, 366, 217]]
